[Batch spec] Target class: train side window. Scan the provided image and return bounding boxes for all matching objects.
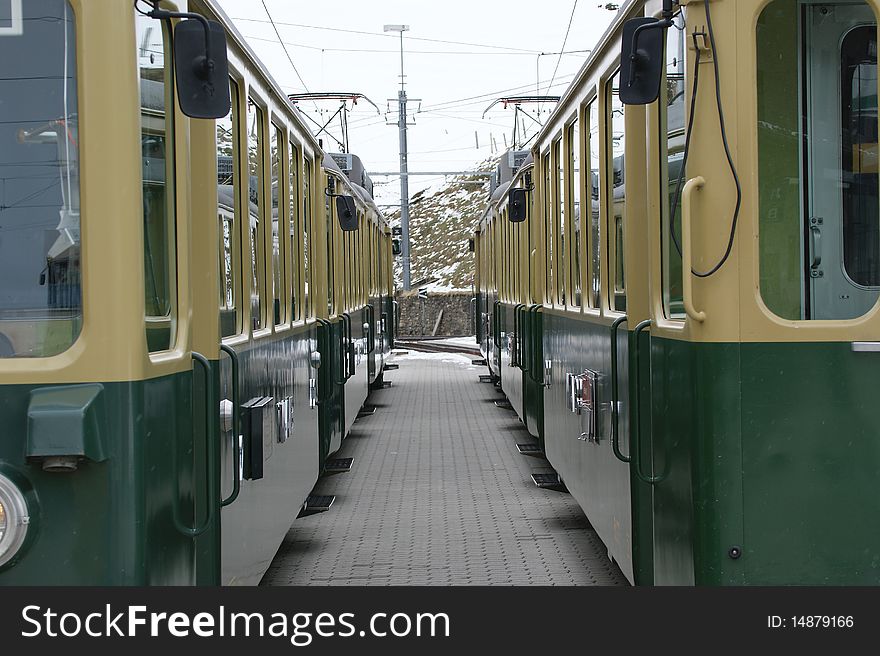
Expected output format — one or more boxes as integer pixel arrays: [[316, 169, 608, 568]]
[[138, 14, 177, 353], [661, 13, 686, 320], [587, 99, 602, 309], [608, 72, 627, 313], [0, 0, 81, 358], [302, 157, 312, 318], [757, 1, 879, 320], [568, 119, 582, 309], [554, 138, 566, 306], [271, 123, 285, 326], [217, 78, 240, 338], [543, 153, 553, 303], [288, 141, 300, 321], [247, 99, 266, 332]]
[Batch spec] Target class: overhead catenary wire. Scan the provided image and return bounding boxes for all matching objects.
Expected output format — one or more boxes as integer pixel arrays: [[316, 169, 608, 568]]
[[242, 33, 591, 57], [231, 16, 548, 54], [259, 0, 311, 95], [547, 0, 579, 95]]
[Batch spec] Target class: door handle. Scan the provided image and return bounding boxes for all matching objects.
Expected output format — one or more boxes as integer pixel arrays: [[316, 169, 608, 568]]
[[810, 223, 822, 268], [219, 344, 241, 507], [682, 177, 706, 322]]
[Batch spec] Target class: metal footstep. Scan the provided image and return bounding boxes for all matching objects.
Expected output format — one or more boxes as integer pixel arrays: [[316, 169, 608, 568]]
[[358, 406, 376, 417], [383, 363, 399, 370], [472, 358, 487, 366], [324, 457, 354, 475], [381, 380, 393, 388], [478, 374, 494, 383], [297, 494, 335, 518], [516, 443, 545, 458], [531, 473, 567, 492], [494, 400, 513, 409]]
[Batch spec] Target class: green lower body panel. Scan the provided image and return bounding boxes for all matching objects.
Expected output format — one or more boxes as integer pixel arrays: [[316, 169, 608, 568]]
[[543, 318, 880, 585], [541, 310, 636, 583], [0, 373, 204, 585], [218, 325, 320, 586], [651, 339, 880, 585]]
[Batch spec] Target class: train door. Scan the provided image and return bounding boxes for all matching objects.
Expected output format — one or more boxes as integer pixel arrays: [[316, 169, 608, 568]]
[[804, 3, 879, 318]]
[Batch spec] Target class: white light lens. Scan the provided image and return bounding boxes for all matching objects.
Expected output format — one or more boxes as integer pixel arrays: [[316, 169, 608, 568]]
[[0, 474, 29, 567]]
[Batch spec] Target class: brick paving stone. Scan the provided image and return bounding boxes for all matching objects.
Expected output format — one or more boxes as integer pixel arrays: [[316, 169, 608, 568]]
[[261, 351, 628, 586]]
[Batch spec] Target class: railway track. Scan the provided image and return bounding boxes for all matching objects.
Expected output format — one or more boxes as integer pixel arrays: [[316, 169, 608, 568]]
[[394, 339, 482, 357]]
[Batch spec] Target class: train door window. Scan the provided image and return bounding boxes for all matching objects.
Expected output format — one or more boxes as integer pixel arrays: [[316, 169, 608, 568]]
[[326, 190, 336, 315], [661, 12, 686, 320], [607, 72, 627, 313], [587, 99, 601, 309], [509, 212, 515, 300], [514, 213, 521, 301], [0, 1, 81, 358], [288, 141, 300, 321], [342, 223, 357, 311], [758, 1, 879, 320], [217, 79, 240, 338], [568, 119, 583, 309], [527, 172, 534, 302], [138, 13, 177, 353], [503, 213, 509, 300], [543, 153, 553, 303], [554, 138, 566, 306], [271, 123, 285, 326], [247, 99, 266, 331], [303, 157, 312, 317]]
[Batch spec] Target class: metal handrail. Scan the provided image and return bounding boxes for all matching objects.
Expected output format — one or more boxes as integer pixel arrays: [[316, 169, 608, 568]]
[[219, 344, 241, 507], [610, 315, 630, 464], [173, 352, 216, 537]]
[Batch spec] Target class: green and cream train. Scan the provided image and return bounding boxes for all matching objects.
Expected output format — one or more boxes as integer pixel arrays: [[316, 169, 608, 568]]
[[0, 0, 393, 585], [477, 0, 880, 584]]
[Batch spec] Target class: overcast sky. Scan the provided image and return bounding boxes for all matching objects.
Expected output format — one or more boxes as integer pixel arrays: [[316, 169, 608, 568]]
[[216, 0, 618, 207]]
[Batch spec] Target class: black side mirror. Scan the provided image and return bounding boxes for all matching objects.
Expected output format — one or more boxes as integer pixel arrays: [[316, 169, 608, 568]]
[[619, 17, 665, 105], [508, 188, 527, 223], [392, 239, 401, 256], [174, 19, 231, 119], [336, 195, 358, 231]]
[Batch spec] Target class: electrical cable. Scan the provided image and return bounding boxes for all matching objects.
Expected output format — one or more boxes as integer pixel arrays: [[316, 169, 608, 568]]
[[669, 0, 742, 278]]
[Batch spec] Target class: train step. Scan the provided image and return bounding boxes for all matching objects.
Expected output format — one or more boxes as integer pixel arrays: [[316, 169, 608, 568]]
[[516, 443, 545, 458], [494, 399, 513, 410], [358, 406, 376, 417], [531, 472, 567, 492], [478, 374, 495, 383], [381, 380, 393, 388], [472, 358, 488, 366], [297, 494, 336, 518], [383, 363, 399, 371], [324, 457, 354, 475]]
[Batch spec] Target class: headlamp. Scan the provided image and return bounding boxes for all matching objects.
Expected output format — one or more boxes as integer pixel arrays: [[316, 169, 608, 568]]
[[0, 474, 30, 567]]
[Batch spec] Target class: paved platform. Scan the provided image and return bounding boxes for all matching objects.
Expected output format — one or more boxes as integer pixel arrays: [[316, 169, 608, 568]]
[[262, 351, 628, 586]]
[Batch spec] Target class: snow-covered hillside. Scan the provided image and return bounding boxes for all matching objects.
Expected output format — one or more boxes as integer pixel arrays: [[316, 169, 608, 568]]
[[388, 160, 494, 292]]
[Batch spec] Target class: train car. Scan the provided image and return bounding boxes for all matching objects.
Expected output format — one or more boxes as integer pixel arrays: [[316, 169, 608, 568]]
[[475, 152, 546, 446], [318, 152, 393, 465], [0, 0, 392, 586], [479, 0, 880, 585]]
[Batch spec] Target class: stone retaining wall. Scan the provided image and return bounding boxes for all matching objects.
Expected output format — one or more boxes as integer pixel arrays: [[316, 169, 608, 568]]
[[395, 290, 474, 337]]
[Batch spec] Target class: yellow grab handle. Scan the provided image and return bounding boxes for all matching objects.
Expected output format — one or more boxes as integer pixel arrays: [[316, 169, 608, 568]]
[[681, 176, 706, 323]]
